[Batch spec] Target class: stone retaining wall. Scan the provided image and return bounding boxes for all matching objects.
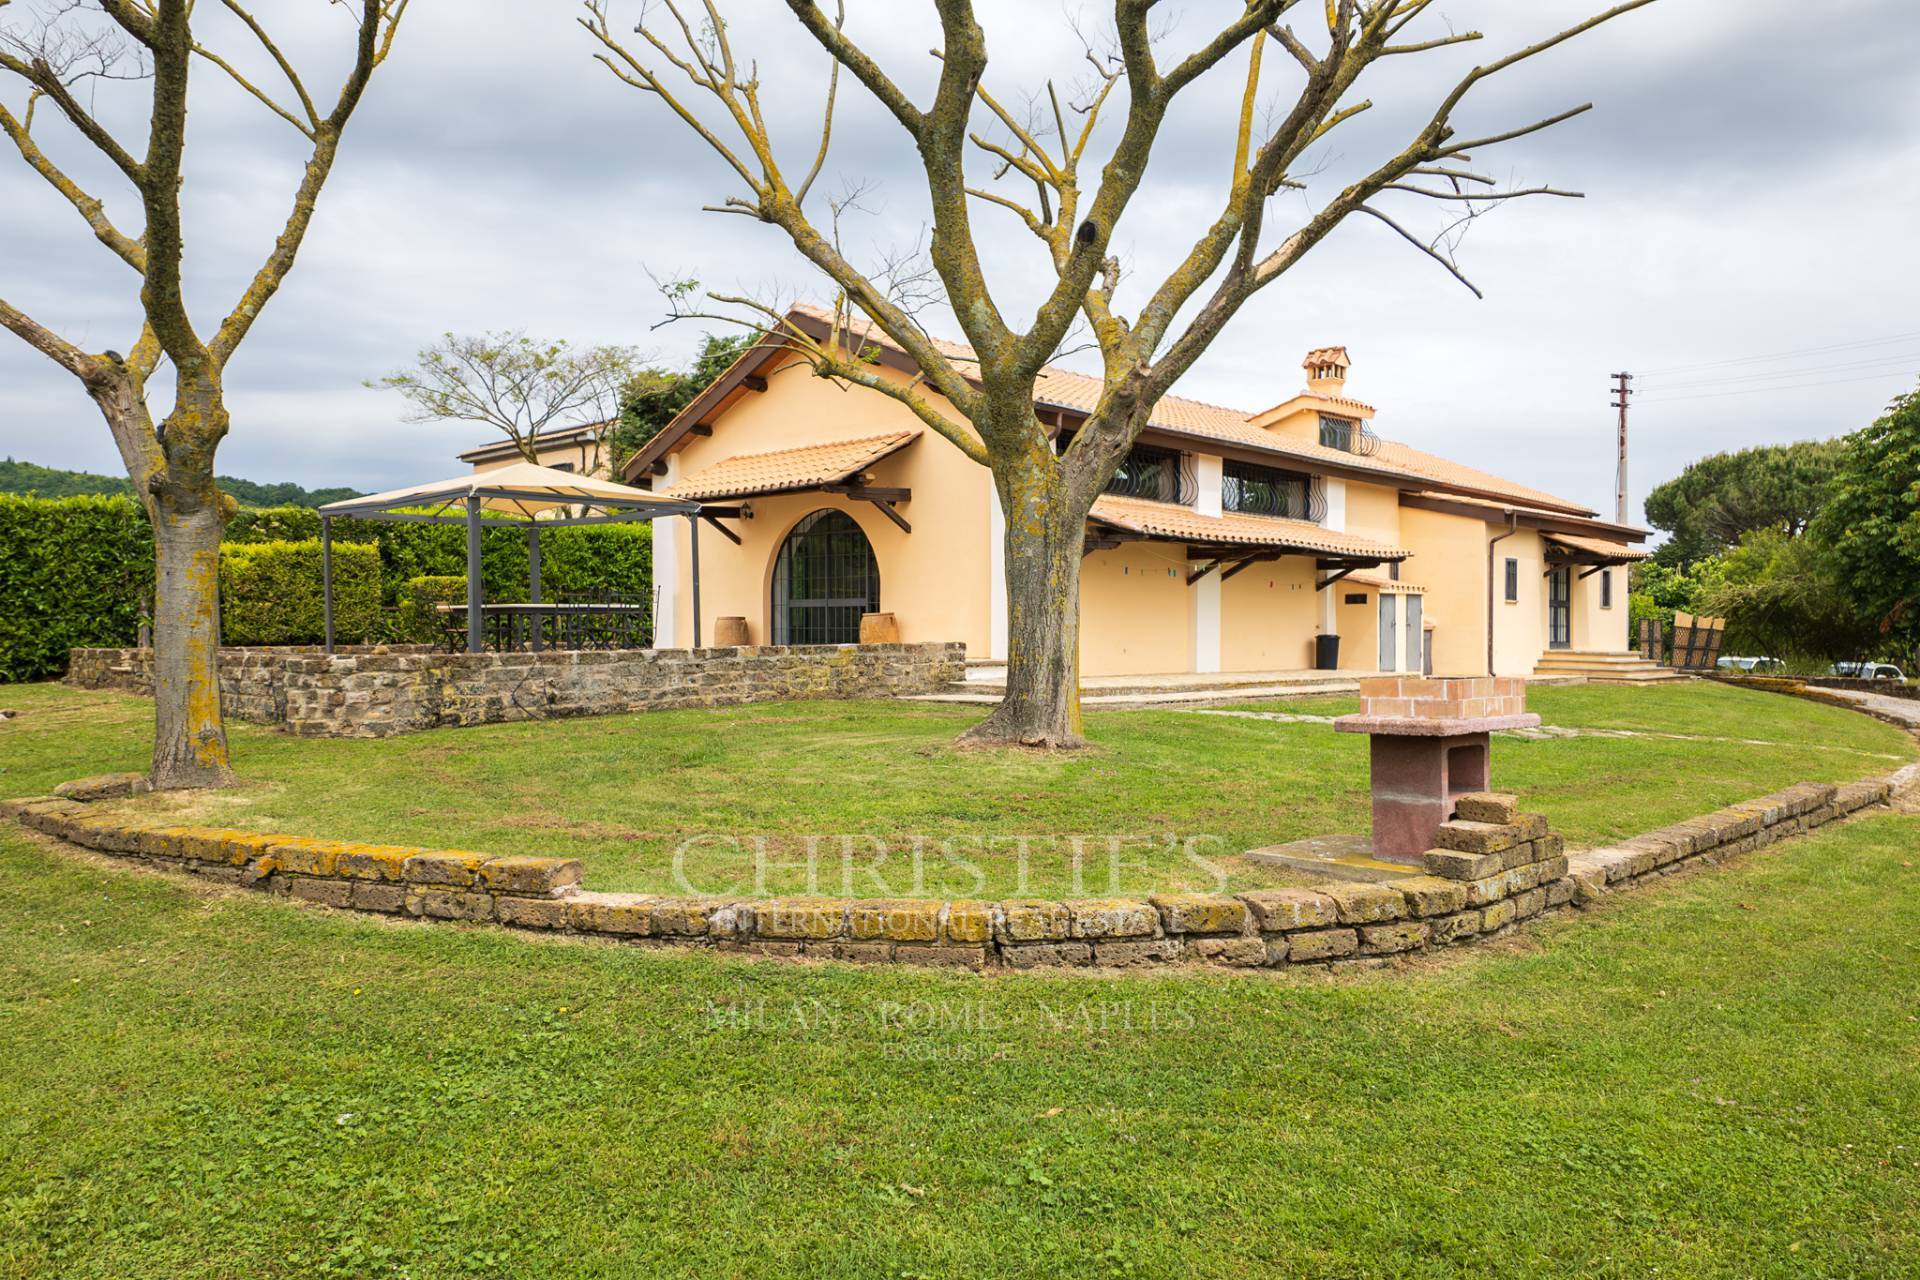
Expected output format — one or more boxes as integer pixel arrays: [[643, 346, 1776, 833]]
[[66, 642, 967, 737], [1564, 770, 1914, 899], [11, 768, 1913, 972]]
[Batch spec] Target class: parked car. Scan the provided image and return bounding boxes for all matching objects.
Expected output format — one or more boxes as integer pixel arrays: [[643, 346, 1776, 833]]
[[1717, 656, 1783, 674], [1830, 661, 1909, 681]]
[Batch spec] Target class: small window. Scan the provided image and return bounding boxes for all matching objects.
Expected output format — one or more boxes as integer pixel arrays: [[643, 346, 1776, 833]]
[[1344, 592, 1368, 606], [549, 461, 575, 474], [1103, 446, 1190, 504], [1503, 558, 1519, 603], [1319, 415, 1358, 451], [1222, 459, 1313, 519], [1388, 560, 1400, 582], [1600, 568, 1613, 609]]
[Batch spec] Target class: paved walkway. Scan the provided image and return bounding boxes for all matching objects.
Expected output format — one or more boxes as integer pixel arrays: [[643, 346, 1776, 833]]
[[1817, 686, 1920, 730]]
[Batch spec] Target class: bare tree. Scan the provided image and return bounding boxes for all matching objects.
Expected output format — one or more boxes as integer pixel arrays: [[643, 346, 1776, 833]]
[[583, 0, 1654, 747], [0, 0, 407, 787], [373, 331, 647, 476]]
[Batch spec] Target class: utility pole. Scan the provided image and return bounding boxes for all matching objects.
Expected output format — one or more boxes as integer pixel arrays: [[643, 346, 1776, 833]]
[[1611, 371, 1633, 525]]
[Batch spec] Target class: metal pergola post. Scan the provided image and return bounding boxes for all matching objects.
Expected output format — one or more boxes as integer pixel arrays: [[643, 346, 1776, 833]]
[[321, 515, 334, 654], [527, 523, 542, 653], [465, 494, 483, 654]]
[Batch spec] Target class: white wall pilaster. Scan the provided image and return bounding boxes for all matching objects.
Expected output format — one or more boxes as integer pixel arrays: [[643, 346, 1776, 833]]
[[1192, 566, 1221, 673], [1318, 478, 1346, 636], [1195, 454, 1223, 518], [651, 456, 681, 648]]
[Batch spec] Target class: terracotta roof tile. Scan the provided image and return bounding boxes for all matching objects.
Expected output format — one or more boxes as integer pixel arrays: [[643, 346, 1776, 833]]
[[1544, 531, 1651, 562], [662, 430, 919, 500], [782, 305, 1595, 517], [1347, 571, 1426, 592], [1089, 494, 1408, 560]]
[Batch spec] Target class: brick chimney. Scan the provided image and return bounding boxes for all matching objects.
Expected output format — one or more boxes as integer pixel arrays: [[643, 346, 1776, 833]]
[[1304, 346, 1350, 398]]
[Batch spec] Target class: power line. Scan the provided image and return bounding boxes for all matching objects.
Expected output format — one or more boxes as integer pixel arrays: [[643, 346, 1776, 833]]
[[1636, 368, 1917, 405], [1638, 350, 1920, 393], [1637, 329, 1920, 377]]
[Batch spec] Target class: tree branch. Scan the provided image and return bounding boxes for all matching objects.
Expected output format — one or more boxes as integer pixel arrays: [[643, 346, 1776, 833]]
[[0, 293, 104, 381], [1356, 203, 1482, 297], [0, 96, 146, 272], [209, 0, 405, 367]]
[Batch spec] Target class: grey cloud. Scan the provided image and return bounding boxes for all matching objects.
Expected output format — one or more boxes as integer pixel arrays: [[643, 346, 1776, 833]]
[[4, 0, 1919, 514]]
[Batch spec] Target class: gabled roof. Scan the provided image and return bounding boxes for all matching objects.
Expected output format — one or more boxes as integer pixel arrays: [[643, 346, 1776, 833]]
[[622, 304, 1604, 522], [661, 430, 920, 501]]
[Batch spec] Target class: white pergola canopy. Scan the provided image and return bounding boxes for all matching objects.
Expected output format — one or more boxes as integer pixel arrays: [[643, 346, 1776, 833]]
[[316, 462, 707, 654], [318, 461, 701, 521]]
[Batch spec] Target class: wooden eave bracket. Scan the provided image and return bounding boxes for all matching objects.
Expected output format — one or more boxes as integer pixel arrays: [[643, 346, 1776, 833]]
[[823, 483, 911, 533]]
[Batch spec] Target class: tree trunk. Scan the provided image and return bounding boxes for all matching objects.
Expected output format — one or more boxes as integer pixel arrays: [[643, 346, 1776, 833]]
[[961, 462, 1091, 749], [148, 498, 235, 788]]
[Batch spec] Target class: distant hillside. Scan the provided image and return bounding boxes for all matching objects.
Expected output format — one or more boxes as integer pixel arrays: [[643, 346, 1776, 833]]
[[0, 458, 361, 508]]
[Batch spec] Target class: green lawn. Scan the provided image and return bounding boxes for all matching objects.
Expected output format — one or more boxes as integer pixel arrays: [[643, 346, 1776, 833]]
[[0, 679, 1910, 897], [2, 807, 1917, 1278]]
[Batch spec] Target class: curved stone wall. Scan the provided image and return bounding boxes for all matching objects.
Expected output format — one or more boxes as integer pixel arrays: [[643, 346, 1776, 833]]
[[8, 762, 1914, 973]]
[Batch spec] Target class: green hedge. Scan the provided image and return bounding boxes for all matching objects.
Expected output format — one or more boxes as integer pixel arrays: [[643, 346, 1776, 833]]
[[221, 540, 381, 646], [0, 495, 154, 683], [0, 495, 653, 681], [397, 575, 466, 644]]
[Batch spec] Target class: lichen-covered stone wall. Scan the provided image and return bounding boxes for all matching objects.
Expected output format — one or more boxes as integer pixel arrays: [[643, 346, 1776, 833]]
[[10, 768, 1911, 973], [66, 642, 967, 737]]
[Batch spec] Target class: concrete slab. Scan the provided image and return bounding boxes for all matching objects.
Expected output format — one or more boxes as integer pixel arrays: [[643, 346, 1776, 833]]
[[1243, 834, 1418, 884]]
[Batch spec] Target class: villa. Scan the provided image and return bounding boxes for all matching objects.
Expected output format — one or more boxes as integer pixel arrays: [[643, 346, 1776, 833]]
[[468, 306, 1650, 680]]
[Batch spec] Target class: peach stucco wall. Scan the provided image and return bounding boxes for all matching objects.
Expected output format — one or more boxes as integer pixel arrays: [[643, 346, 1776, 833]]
[[1080, 544, 1193, 676], [1397, 505, 1491, 676], [1342, 481, 1403, 547], [1220, 556, 1319, 671], [658, 354, 994, 654]]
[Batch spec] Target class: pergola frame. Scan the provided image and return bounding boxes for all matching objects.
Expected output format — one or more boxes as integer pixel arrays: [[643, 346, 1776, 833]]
[[318, 480, 701, 655]]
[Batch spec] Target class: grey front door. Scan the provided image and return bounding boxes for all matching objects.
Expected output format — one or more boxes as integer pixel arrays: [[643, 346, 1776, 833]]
[[1547, 567, 1572, 650], [1378, 593, 1398, 672]]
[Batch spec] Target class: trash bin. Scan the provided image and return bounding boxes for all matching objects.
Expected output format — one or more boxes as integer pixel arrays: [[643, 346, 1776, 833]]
[[1314, 634, 1340, 671]]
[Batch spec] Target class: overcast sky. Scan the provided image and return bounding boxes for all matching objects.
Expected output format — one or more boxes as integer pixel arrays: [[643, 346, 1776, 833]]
[[3, 0, 1917, 523]]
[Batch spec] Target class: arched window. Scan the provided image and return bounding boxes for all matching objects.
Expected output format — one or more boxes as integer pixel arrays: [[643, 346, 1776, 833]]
[[771, 509, 879, 644]]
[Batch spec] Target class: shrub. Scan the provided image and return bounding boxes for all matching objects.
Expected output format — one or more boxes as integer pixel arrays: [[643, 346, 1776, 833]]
[[397, 575, 466, 644], [220, 540, 380, 646], [0, 495, 153, 682]]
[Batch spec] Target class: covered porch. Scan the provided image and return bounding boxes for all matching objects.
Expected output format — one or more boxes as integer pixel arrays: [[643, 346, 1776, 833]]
[[1081, 495, 1412, 677]]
